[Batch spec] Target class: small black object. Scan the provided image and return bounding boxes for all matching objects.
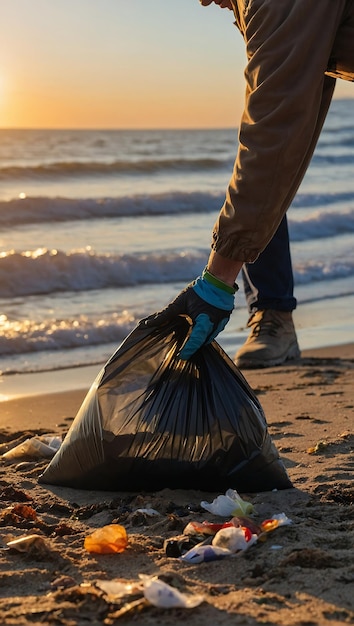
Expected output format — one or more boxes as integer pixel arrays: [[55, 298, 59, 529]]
[[164, 534, 211, 558]]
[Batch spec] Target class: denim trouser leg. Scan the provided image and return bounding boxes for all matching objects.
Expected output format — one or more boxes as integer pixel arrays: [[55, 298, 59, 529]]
[[242, 215, 297, 314]]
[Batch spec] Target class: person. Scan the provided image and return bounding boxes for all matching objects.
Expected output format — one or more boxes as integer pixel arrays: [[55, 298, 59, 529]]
[[143, 0, 354, 366], [212, 2, 300, 368]]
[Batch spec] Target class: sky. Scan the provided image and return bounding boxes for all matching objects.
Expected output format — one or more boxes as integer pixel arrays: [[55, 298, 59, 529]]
[[1, 0, 353, 130]]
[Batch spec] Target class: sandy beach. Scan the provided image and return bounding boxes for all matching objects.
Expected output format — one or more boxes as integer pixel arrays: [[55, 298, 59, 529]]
[[0, 343, 353, 626]]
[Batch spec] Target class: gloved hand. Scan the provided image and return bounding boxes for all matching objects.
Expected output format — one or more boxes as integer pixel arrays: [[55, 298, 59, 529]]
[[141, 268, 238, 360]]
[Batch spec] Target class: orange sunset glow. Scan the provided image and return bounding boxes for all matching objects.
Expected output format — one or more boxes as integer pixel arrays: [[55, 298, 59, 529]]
[[1, 0, 353, 129]]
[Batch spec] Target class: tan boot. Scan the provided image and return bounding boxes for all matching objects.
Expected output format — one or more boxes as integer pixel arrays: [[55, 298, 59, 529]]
[[235, 309, 300, 369]]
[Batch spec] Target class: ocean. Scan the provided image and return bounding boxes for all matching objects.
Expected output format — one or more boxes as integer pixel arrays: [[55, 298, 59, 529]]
[[1, 98, 354, 385]]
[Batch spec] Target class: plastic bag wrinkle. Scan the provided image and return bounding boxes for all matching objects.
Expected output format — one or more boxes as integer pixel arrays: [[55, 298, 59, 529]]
[[40, 318, 292, 492]]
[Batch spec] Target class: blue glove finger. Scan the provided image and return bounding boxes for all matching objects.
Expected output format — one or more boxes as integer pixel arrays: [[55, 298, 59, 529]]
[[206, 317, 229, 344], [178, 314, 214, 360]]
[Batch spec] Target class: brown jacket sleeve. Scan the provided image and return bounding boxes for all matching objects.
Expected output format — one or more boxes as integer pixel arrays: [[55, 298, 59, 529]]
[[211, 0, 352, 262]]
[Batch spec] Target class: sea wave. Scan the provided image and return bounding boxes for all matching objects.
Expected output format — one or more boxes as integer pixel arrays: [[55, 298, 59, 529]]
[[0, 192, 223, 226], [1, 149, 354, 181], [0, 156, 229, 180], [289, 207, 354, 240], [0, 246, 353, 298], [1, 191, 354, 227], [312, 152, 354, 165], [0, 311, 135, 357], [0, 249, 207, 297]]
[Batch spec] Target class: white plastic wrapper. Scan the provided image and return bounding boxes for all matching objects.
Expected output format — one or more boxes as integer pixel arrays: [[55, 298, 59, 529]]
[[270, 513, 292, 526], [97, 576, 204, 609], [142, 577, 204, 608], [96, 579, 142, 598], [2, 435, 62, 460], [134, 508, 161, 517], [201, 488, 254, 517], [180, 544, 232, 564], [212, 526, 257, 553]]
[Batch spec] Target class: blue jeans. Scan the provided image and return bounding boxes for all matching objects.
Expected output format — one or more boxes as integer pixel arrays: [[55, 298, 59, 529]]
[[242, 215, 297, 314]]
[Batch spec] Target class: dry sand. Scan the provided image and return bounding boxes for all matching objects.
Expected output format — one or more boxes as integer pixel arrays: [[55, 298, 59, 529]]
[[0, 344, 353, 626]]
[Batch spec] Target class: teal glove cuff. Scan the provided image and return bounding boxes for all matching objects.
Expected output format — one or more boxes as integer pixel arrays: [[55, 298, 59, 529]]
[[193, 274, 235, 311]]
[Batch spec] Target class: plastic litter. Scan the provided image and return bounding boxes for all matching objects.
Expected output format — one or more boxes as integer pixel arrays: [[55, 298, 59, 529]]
[[180, 544, 232, 563], [6, 534, 50, 554], [164, 535, 207, 558], [307, 440, 329, 454], [3, 435, 62, 460], [231, 515, 262, 535], [212, 525, 257, 553], [39, 317, 292, 492], [134, 508, 160, 517], [260, 513, 292, 532], [201, 489, 254, 517], [84, 524, 128, 554], [176, 504, 292, 563], [142, 576, 204, 608], [96, 579, 142, 599], [183, 520, 234, 536], [97, 575, 204, 610]]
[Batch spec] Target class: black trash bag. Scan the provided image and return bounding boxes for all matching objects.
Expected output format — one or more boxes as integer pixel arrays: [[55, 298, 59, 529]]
[[39, 317, 292, 492]]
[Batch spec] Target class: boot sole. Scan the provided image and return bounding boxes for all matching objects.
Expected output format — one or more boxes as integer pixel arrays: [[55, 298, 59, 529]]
[[235, 343, 301, 369]]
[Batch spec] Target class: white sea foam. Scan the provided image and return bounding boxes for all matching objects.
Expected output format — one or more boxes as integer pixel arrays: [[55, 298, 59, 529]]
[[0, 245, 353, 299]]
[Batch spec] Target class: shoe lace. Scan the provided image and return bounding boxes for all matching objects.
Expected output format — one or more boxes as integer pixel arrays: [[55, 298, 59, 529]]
[[248, 313, 281, 338]]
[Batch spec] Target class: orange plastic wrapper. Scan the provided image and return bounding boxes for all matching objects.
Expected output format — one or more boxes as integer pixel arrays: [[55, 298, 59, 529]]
[[260, 519, 280, 532], [84, 524, 128, 554]]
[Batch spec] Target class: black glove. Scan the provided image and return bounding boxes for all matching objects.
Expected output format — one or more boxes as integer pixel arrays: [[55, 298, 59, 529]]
[[141, 269, 237, 359]]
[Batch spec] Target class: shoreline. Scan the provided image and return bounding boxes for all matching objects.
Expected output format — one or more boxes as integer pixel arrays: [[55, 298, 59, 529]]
[[1, 342, 353, 434], [1, 290, 354, 403], [0, 340, 353, 403]]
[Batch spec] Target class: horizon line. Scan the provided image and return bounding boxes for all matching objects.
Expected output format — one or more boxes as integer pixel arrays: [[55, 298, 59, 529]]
[[0, 125, 239, 132]]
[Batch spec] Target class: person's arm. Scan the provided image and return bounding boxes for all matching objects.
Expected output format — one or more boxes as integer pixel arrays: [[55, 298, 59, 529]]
[[211, 0, 338, 263], [142, 0, 338, 359], [207, 249, 243, 288]]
